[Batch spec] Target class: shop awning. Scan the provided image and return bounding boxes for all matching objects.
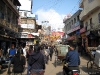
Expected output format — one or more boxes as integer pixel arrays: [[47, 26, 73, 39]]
[[67, 36, 75, 41]]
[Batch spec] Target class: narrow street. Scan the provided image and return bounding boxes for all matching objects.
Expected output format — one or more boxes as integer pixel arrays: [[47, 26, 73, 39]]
[[1, 54, 100, 75]]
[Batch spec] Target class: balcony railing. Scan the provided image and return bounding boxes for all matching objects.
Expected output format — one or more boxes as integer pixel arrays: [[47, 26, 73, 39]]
[[0, 19, 6, 26]]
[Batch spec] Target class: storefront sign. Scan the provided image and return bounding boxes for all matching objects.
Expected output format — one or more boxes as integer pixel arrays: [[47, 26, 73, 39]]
[[21, 24, 35, 29]]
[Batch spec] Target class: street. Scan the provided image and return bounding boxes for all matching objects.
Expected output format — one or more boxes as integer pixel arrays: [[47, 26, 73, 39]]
[[1, 54, 100, 75]]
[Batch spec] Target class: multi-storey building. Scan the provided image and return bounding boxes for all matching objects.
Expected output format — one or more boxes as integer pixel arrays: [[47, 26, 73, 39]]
[[79, 0, 100, 50], [18, 11, 39, 46], [17, 0, 40, 46], [0, 0, 21, 50], [63, 10, 82, 45]]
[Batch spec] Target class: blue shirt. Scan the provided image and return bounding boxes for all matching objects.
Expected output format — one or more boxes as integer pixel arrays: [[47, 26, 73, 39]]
[[66, 50, 80, 66], [9, 48, 16, 60]]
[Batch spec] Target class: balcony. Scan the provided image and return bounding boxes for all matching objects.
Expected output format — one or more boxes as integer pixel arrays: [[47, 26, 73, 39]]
[[80, 0, 100, 20], [79, 0, 83, 8], [6, 0, 19, 14]]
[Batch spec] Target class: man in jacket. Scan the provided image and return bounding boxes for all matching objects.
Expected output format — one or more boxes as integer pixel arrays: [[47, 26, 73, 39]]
[[28, 41, 45, 75], [63, 44, 80, 75]]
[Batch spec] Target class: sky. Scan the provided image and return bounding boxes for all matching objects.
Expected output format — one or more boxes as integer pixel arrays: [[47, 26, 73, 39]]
[[19, 0, 80, 31]]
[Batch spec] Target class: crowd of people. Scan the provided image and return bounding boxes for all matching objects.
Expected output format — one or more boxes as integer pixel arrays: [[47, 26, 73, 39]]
[[0, 40, 83, 75], [0, 41, 56, 75]]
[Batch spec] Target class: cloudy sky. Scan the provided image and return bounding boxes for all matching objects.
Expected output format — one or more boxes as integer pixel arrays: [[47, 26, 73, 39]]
[[19, 0, 80, 31], [34, 8, 65, 31]]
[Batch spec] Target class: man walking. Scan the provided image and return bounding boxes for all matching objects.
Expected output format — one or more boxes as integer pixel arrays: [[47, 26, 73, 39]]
[[7, 44, 16, 74]]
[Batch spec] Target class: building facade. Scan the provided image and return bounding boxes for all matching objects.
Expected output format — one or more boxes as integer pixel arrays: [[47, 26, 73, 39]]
[[0, 0, 21, 50], [79, 0, 100, 50], [18, 11, 39, 46], [63, 10, 82, 45]]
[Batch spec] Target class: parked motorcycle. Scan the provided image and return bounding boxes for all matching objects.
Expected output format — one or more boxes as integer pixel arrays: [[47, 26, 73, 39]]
[[62, 59, 80, 75], [0, 56, 9, 69]]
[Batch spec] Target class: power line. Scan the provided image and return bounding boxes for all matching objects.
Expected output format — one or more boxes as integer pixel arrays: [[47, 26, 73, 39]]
[[32, 0, 59, 12], [69, 0, 80, 14]]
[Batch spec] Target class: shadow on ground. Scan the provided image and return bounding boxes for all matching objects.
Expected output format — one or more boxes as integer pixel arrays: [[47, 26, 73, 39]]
[[80, 66, 100, 75], [56, 71, 63, 75], [80, 54, 90, 61]]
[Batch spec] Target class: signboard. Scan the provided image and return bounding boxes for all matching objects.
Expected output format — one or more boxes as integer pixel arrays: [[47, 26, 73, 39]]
[[21, 24, 35, 29]]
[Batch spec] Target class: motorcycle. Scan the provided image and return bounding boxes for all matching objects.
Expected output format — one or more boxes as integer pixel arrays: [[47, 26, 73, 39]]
[[62, 59, 80, 75], [0, 56, 9, 69]]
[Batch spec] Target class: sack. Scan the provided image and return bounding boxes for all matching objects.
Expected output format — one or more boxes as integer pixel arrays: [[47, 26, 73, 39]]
[[30, 70, 45, 75]]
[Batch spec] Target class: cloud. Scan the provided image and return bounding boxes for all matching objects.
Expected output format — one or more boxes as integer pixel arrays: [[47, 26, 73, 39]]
[[34, 9, 65, 31]]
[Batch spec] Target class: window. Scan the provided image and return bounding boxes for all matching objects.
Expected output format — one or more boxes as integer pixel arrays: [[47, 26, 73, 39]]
[[88, 0, 93, 3], [74, 18, 76, 23], [85, 22, 88, 27], [0, 0, 5, 19], [98, 13, 100, 23], [90, 18, 92, 24], [77, 15, 79, 21], [7, 7, 11, 23], [0, 7, 4, 19], [90, 18, 93, 28], [71, 20, 73, 25], [24, 12, 27, 17]]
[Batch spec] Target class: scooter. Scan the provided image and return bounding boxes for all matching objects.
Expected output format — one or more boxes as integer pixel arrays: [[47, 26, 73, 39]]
[[62, 59, 80, 75]]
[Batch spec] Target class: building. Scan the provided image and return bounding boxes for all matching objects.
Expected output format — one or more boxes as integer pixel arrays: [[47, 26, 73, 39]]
[[63, 10, 82, 45], [18, 0, 39, 46], [18, 11, 39, 46], [79, 0, 100, 50], [0, 0, 21, 50]]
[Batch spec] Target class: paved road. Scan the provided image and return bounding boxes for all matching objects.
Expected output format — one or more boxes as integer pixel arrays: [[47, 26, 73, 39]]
[[1, 54, 100, 75]]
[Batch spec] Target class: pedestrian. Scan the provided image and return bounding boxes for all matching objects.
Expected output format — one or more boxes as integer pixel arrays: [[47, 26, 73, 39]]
[[28, 41, 45, 75], [26, 45, 34, 75], [7, 44, 16, 74], [23, 47, 27, 57], [11, 48, 26, 75], [63, 44, 80, 75], [49, 45, 53, 61], [17, 45, 23, 55], [44, 46, 50, 64]]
